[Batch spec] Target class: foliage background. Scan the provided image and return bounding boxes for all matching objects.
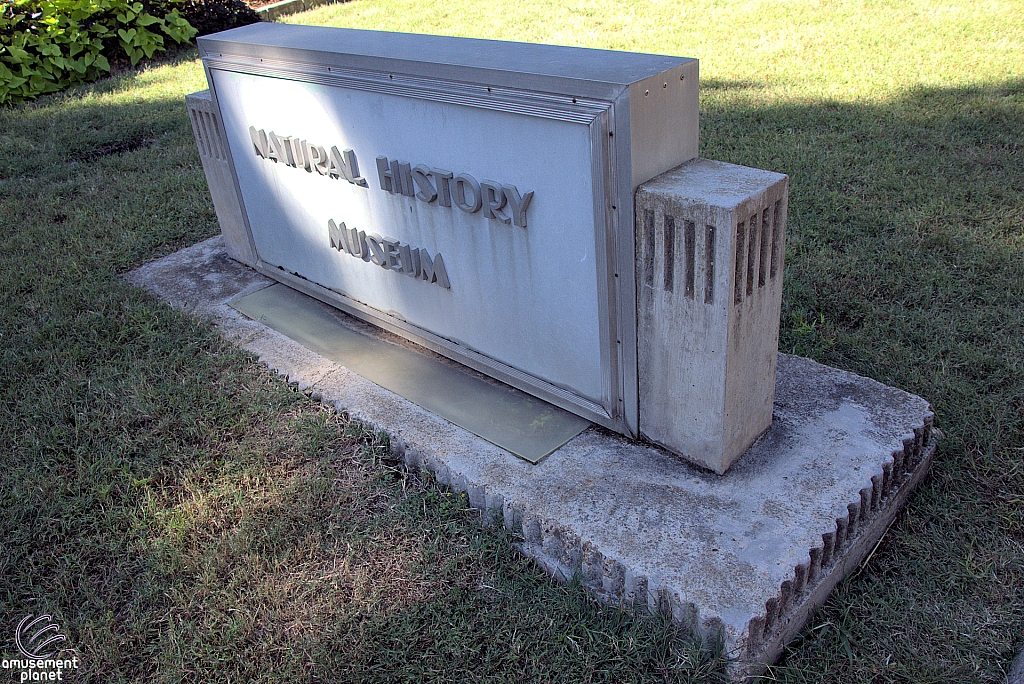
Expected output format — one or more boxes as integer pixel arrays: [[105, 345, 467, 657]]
[[0, 0, 261, 105], [0, 0, 1022, 682]]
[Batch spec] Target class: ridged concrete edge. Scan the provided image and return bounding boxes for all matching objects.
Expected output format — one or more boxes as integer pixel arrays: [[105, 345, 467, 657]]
[[125, 236, 938, 681], [381, 415, 936, 680], [737, 418, 935, 678]]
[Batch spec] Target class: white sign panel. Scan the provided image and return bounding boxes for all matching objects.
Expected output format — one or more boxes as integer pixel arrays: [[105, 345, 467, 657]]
[[199, 24, 699, 435]]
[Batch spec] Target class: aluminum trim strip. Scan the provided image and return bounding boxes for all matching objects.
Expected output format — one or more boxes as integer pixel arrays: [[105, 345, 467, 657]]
[[204, 55, 610, 124]]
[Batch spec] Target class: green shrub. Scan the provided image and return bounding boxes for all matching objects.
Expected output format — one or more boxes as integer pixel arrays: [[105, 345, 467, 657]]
[[175, 0, 259, 38], [0, 0, 198, 105]]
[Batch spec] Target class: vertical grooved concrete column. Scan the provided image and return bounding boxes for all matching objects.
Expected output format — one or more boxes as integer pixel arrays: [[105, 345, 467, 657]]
[[636, 158, 788, 473], [185, 90, 256, 267]]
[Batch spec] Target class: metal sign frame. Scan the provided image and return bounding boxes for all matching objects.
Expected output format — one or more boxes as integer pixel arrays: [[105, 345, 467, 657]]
[[198, 25, 699, 438]]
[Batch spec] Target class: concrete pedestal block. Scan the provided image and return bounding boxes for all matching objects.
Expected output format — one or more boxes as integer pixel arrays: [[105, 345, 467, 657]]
[[126, 237, 937, 680], [185, 90, 257, 267], [636, 159, 789, 474]]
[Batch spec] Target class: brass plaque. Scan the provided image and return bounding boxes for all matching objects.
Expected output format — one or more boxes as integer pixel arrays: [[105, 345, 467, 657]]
[[230, 284, 590, 463]]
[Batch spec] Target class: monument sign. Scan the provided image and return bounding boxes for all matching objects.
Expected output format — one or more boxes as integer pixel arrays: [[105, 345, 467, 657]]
[[165, 27, 940, 676], [188, 24, 787, 473]]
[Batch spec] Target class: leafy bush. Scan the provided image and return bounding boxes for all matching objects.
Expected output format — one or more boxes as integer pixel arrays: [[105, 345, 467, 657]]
[[0, 0, 198, 105], [174, 0, 258, 38]]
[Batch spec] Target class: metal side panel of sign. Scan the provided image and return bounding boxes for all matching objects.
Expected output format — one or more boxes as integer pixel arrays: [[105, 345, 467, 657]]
[[198, 24, 700, 436]]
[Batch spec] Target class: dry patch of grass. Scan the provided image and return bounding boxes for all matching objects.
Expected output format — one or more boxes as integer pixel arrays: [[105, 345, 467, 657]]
[[3, 0, 1023, 680], [0, 65, 725, 680]]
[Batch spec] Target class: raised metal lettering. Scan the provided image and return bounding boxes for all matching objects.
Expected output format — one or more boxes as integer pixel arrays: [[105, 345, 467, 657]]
[[356, 230, 370, 262], [418, 249, 451, 289], [416, 249, 432, 282], [431, 168, 454, 207], [346, 227, 365, 258], [377, 156, 396, 192], [344, 149, 368, 187], [249, 126, 269, 158], [411, 165, 438, 203], [326, 221, 447, 288], [481, 180, 510, 223], [398, 162, 415, 198], [328, 146, 344, 180], [328, 146, 346, 180], [382, 238, 401, 270], [377, 157, 412, 193], [365, 233, 387, 266], [453, 174, 482, 213], [399, 243, 420, 277], [267, 132, 286, 163], [247, 127, 365, 186], [281, 136, 299, 166], [328, 218, 346, 251], [390, 160, 408, 195], [288, 139, 302, 168], [329, 146, 367, 186], [299, 140, 314, 172], [502, 184, 534, 228], [310, 145, 329, 175]]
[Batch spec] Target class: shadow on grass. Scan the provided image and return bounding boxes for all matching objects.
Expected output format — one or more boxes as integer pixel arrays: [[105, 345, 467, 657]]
[[0, 69, 1021, 683], [702, 78, 1024, 454], [0, 48, 205, 183], [700, 78, 1024, 683]]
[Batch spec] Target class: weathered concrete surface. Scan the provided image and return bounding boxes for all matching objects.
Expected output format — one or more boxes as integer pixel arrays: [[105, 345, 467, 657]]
[[636, 159, 789, 474], [126, 236, 937, 680], [1008, 648, 1024, 684]]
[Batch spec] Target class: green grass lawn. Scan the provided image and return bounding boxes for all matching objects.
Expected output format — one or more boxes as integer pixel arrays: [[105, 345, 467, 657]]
[[2, 0, 1022, 681]]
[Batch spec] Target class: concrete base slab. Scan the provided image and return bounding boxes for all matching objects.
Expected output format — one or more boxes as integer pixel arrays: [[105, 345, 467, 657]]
[[126, 236, 937, 680]]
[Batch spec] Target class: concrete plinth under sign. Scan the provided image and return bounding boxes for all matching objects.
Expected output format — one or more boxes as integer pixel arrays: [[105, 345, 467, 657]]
[[126, 236, 936, 680]]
